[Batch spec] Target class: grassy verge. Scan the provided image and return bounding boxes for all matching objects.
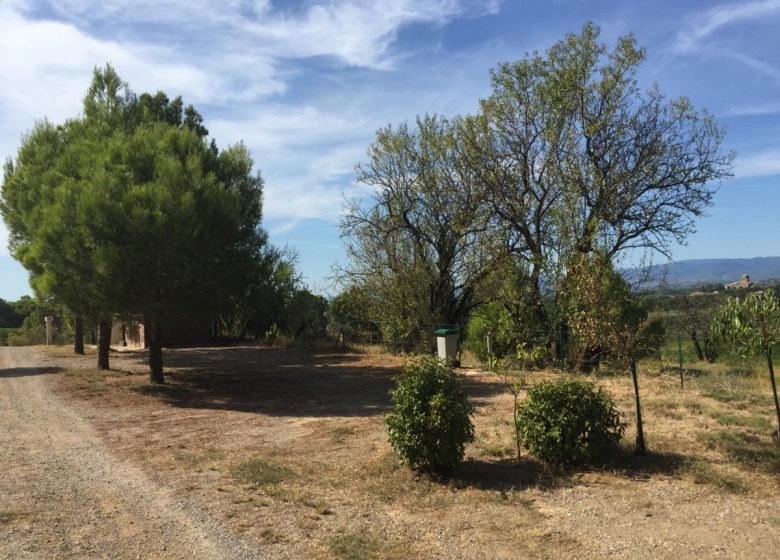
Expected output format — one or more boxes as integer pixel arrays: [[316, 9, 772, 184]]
[[232, 458, 296, 486]]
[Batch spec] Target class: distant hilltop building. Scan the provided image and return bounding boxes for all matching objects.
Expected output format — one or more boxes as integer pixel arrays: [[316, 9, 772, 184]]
[[725, 273, 754, 290]]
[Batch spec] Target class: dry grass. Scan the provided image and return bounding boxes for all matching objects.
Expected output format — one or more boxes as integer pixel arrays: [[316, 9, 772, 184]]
[[329, 533, 397, 560], [0, 511, 27, 525], [232, 458, 296, 486], [49, 345, 780, 559]]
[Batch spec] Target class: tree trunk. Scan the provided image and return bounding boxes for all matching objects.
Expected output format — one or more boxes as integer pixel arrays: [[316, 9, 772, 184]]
[[148, 317, 164, 384], [557, 322, 570, 369], [513, 393, 521, 461], [528, 271, 548, 331], [630, 358, 646, 455], [703, 336, 718, 363], [74, 317, 85, 355], [766, 348, 780, 439], [143, 315, 150, 349], [97, 318, 111, 370], [690, 332, 704, 361]]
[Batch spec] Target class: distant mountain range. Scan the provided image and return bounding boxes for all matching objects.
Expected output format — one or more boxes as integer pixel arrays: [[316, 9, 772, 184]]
[[622, 257, 780, 288]]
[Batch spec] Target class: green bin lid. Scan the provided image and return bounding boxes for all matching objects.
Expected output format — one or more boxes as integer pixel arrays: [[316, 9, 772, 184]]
[[434, 328, 459, 336]]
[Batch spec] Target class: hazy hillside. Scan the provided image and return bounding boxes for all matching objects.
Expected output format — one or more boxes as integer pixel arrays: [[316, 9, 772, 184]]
[[623, 256, 780, 288]]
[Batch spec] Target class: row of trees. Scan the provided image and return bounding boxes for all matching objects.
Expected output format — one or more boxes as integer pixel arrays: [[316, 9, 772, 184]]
[[338, 24, 733, 367], [0, 297, 29, 329], [1, 66, 294, 382]]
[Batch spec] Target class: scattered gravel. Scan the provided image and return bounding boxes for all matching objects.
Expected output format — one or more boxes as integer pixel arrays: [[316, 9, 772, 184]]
[[534, 478, 780, 559], [2, 345, 779, 559], [0, 346, 263, 560]]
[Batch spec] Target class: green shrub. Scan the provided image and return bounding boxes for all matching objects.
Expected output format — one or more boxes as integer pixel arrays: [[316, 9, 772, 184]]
[[6, 324, 48, 346], [0, 328, 19, 346], [465, 303, 522, 361], [517, 378, 625, 463], [386, 356, 475, 474]]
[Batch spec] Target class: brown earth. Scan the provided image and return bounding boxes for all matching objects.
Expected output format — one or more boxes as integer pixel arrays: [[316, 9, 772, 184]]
[[1, 344, 779, 559], [0, 346, 261, 560]]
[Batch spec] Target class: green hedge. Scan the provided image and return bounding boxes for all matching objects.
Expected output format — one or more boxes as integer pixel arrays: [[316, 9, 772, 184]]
[[386, 356, 475, 474], [517, 377, 625, 463]]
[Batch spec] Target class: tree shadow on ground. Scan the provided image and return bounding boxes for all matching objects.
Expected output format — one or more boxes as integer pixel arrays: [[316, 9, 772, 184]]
[[698, 430, 780, 474], [452, 457, 570, 491], [0, 366, 63, 378], [123, 346, 506, 418], [449, 445, 690, 493], [592, 445, 690, 479]]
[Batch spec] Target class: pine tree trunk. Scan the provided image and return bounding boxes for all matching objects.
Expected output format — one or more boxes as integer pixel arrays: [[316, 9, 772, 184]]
[[74, 317, 85, 355], [148, 317, 164, 384], [143, 315, 150, 349], [97, 318, 111, 370], [630, 358, 646, 455], [766, 348, 780, 439]]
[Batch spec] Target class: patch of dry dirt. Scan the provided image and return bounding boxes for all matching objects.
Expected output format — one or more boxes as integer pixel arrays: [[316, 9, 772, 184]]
[[3, 344, 780, 559], [0, 346, 261, 559]]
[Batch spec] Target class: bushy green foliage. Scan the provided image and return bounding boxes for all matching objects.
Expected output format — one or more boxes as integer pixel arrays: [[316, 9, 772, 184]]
[[0, 297, 33, 345], [466, 303, 523, 361], [0, 328, 17, 346], [517, 378, 625, 463], [1, 65, 271, 378], [328, 286, 381, 345], [712, 289, 780, 436], [386, 356, 475, 474], [0, 297, 75, 346], [562, 255, 666, 371], [254, 286, 327, 344], [0, 299, 25, 328]]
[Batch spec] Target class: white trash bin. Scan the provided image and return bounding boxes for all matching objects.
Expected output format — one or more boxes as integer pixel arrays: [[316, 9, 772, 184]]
[[434, 328, 459, 363]]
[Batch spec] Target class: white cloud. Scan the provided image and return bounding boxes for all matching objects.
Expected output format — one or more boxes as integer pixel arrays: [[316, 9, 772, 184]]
[[237, 1, 466, 69], [267, 219, 301, 237], [675, 0, 780, 52], [0, 2, 285, 160], [0, 0, 490, 159], [29, 0, 491, 68], [209, 106, 364, 155], [209, 102, 381, 222], [0, 0, 503, 231], [735, 149, 780, 178], [721, 51, 780, 82], [23, 0, 271, 26], [724, 101, 780, 116]]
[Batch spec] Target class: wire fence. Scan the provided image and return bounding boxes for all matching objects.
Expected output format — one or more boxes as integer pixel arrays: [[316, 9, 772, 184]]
[[329, 313, 777, 386]]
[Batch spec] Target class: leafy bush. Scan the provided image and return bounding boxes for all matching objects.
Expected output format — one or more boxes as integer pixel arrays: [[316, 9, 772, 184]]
[[0, 328, 19, 346], [465, 303, 521, 361], [386, 356, 475, 474], [6, 324, 48, 346], [517, 378, 625, 463]]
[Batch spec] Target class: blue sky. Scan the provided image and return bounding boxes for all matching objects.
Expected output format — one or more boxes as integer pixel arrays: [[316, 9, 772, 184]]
[[1, 0, 779, 301]]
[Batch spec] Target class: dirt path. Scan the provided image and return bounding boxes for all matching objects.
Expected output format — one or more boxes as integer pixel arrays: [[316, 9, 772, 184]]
[[0, 346, 261, 560], [3, 344, 779, 559]]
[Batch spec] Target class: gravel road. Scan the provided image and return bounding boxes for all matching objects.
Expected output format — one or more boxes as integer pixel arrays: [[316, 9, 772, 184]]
[[0, 346, 263, 560]]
